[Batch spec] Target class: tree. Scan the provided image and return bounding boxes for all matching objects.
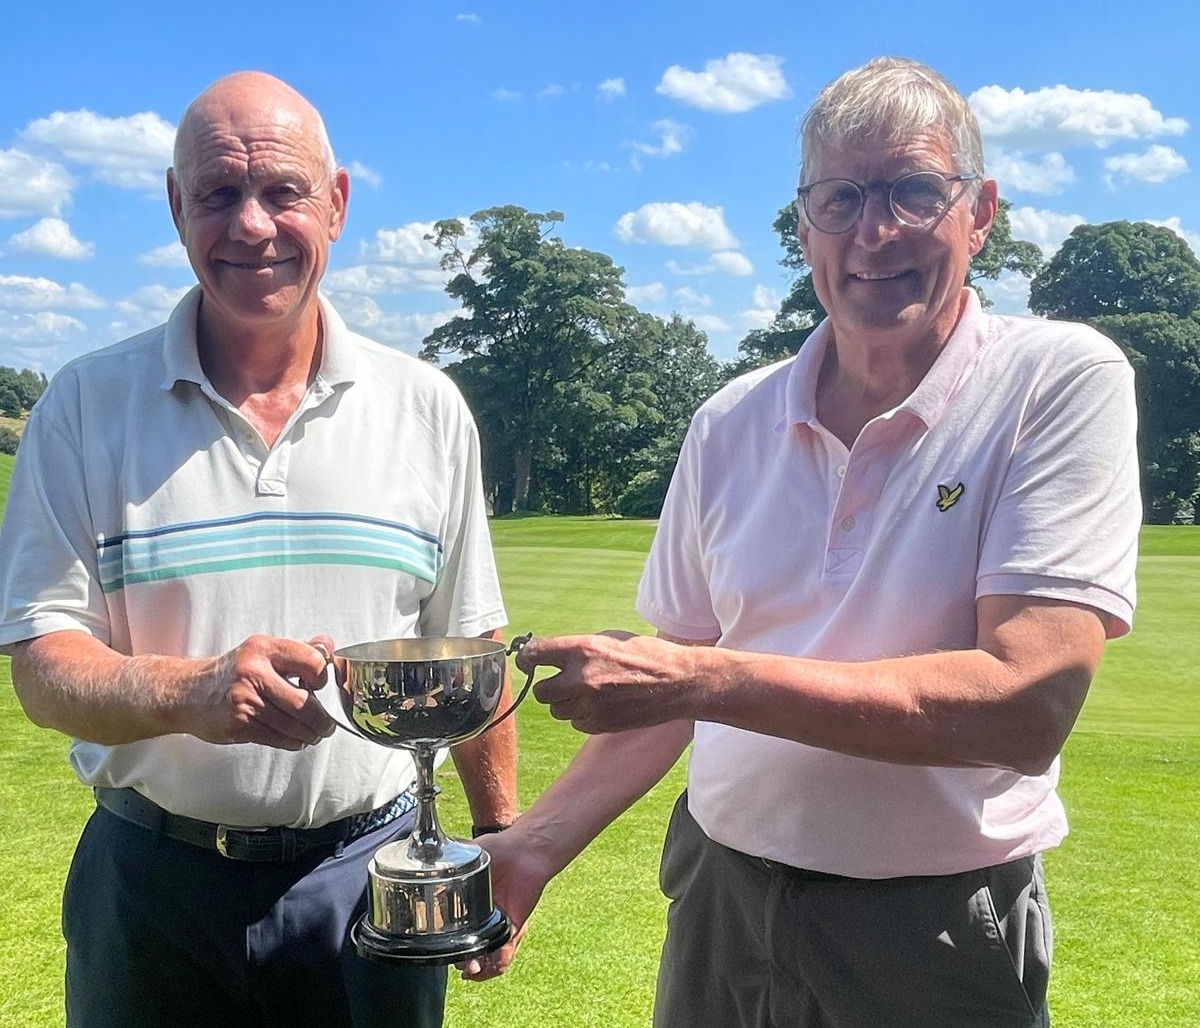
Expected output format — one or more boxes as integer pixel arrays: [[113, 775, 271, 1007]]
[[969, 198, 1044, 308], [422, 206, 633, 513], [1092, 312, 1200, 523], [1029, 221, 1200, 321], [0, 365, 47, 417]]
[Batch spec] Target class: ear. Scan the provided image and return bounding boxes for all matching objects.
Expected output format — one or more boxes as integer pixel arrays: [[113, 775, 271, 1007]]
[[328, 167, 350, 242], [166, 168, 185, 242], [968, 178, 998, 257]]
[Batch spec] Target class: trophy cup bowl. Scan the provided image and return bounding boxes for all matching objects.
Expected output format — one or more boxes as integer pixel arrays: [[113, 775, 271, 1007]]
[[330, 635, 530, 964]]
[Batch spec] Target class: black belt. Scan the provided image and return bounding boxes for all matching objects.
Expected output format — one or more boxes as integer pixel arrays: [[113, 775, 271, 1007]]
[[94, 786, 416, 862]]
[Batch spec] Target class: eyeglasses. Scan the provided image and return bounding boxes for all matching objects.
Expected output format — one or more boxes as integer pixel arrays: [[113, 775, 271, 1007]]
[[795, 170, 978, 235]]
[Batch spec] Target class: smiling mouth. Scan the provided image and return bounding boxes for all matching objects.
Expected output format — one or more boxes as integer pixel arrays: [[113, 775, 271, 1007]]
[[850, 269, 912, 282], [220, 258, 293, 270]]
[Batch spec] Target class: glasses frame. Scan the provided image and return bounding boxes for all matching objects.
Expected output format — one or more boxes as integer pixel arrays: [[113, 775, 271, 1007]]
[[795, 170, 979, 235]]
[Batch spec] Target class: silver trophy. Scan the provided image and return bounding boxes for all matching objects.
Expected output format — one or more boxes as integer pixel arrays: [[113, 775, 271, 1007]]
[[329, 634, 532, 964]]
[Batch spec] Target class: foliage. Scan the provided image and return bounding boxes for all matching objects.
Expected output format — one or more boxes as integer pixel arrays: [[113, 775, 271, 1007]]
[[422, 206, 633, 513], [968, 198, 1044, 308], [423, 208, 722, 517], [1029, 221, 1200, 321], [0, 428, 19, 456], [0, 366, 46, 417], [1093, 313, 1200, 523]]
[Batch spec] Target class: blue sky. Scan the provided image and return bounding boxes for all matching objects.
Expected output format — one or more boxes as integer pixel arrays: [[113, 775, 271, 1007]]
[[2, 0, 1198, 376]]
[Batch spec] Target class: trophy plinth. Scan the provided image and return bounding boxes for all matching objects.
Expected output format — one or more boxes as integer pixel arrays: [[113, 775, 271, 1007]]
[[331, 636, 531, 965]]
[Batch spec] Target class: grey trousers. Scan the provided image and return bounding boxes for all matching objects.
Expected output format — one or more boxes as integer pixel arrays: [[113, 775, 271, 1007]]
[[654, 792, 1051, 1028]]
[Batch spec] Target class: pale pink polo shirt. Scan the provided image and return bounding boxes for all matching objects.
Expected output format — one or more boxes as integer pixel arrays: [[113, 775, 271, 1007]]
[[636, 290, 1140, 878]]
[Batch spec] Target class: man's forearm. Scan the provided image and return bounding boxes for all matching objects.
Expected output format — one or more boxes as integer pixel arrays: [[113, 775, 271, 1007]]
[[11, 631, 208, 744]]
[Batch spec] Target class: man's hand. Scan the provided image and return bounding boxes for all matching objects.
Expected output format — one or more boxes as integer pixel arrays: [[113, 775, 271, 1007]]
[[516, 631, 699, 734], [457, 827, 552, 981], [186, 634, 337, 749]]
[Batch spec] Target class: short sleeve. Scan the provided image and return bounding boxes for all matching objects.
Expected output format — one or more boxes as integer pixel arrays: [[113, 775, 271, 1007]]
[[977, 355, 1140, 637], [636, 413, 722, 641], [0, 387, 112, 651]]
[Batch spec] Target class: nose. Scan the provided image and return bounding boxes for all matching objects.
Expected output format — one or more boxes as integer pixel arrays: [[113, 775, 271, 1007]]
[[229, 195, 277, 244], [853, 188, 902, 248]]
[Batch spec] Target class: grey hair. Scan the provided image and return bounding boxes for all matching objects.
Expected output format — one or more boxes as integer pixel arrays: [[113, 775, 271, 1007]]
[[799, 57, 984, 186]]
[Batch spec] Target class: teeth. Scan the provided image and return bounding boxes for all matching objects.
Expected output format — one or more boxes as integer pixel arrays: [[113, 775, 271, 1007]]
[[854, 270, 905, 281]]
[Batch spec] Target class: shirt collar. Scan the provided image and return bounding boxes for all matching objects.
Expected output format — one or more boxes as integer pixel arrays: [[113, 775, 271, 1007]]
[[159, 288, 358, 391], [780, 288, 988, 432]]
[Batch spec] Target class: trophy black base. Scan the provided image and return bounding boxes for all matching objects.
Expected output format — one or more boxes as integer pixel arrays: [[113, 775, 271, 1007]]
[[352, 907, 511, 965]]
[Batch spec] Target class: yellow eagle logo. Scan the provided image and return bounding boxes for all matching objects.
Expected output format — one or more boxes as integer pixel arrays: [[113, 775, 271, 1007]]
[[936, 482, 965, 512]]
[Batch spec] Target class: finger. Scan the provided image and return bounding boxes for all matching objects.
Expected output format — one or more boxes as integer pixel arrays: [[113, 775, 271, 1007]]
[[256, 695, 326, 746], [268, 638, 333, 690], [515, 634, 594, 674]]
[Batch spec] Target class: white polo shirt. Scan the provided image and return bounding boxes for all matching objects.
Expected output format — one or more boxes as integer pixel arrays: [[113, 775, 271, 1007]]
[[636, 290, 1140, 878], [0, 288, 507, 828]]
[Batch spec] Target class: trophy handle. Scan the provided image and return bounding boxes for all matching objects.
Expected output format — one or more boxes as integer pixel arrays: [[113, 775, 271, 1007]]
[[464, 632, 536, 741]]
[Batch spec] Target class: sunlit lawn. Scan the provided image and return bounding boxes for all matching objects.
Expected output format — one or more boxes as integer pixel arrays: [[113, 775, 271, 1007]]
[[0, 457, 1196, 1026]]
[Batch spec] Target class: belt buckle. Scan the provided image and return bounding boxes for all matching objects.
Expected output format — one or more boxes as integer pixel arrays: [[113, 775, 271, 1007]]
[[215, 824, 268, 859]]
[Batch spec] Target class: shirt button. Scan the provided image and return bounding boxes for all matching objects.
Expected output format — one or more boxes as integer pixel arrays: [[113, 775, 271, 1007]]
[[841, 515, 856, 532], [836, 465, 847, 478]]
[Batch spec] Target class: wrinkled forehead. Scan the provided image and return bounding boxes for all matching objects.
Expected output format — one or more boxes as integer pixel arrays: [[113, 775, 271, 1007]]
[[173, 95, 323, 183]]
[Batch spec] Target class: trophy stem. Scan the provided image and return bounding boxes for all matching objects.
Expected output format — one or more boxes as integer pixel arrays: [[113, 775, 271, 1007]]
[[407, 742, 446, 864]]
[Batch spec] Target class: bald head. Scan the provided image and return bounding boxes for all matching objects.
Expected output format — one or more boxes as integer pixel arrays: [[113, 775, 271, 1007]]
[[173, 72, 336, 181]]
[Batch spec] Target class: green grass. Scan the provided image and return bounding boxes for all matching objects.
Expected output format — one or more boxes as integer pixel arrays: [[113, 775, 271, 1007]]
[[1, 482, 1197, 1026]]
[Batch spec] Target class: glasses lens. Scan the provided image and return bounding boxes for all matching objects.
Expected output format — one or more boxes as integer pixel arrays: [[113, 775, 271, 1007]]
[[891, 173, 955, 226], [805, 180, 863, 233]]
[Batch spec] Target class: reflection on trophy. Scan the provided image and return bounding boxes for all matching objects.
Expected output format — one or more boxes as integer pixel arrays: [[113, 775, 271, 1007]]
[[331, 634, 532, 964]]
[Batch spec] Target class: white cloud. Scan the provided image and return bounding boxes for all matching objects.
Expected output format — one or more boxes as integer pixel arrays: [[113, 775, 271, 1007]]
[[324, 264, 448, 295], [1103, 145, 1189, 188], [674, 286, 711, 307], [358, 221, 446, 265], [689, 313, 731, 333], [981, 271, 1033, 316], [348, 160, 382, 189], [666, 250, 755, 276], [1007, 205, 1087, 259], [598, 78, 626, 101], [0, 274, 105, 310], [988, 150, 1076, 195], [970, 85, 1187, 150], [113, 285, 192, 331], [740, 284, 782, 329], [21, 110, 175, 192], [0, 148, 74, 218], [537, 84, 565, 100], [330, 294, 458, 350], [8, 217, 94, 260], [710, 251, 754, 276], [657, 52, 791, 113], [625, 282, 666, 305], [628, 120, 692, 162], [492, 88, 522, 102], [456, 13, 480, 24], [137, 241, 190, 268], [615, 202, 738, 249], [1147, 217, 1200, 257], [0, 310, 87, 344]]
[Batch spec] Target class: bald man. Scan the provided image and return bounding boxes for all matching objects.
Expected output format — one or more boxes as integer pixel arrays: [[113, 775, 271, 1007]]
[[0, 72, 516, 1028]]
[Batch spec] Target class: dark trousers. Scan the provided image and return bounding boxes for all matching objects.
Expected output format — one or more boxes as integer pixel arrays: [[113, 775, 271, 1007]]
[[63, 803, 446, 1028], [654, 792, 1052, 1028]]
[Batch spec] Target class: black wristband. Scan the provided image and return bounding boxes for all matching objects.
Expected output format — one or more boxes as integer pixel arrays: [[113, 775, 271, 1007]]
[[471, 823, 511, 836]]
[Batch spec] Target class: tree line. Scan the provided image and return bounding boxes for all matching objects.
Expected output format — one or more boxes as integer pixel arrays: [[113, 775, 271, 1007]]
[[6, 207, 1197, 523], [421, 204, 1199, 525]]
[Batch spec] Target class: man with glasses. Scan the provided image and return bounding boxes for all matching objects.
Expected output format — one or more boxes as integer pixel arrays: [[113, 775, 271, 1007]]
[[467, 57, 1141, 1027]]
